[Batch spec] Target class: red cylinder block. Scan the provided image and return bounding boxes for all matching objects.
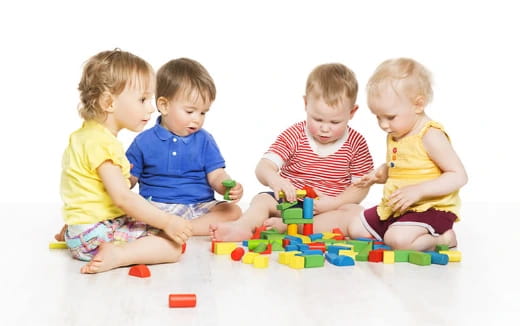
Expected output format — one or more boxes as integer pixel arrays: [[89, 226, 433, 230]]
[[169, 294, 197, 308]]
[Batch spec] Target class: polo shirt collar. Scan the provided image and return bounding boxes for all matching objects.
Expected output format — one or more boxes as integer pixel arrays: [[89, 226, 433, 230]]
[[153, 116, 194, 144]]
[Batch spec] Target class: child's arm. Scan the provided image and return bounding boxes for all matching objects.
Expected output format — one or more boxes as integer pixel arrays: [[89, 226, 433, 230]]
[[312, 183, 371, 214], [207, 168, 243, 202], [388, 128, 468, 213], [98, 160, 192, 244], [129, 175, 138, 189], [255, 158, 297, 202], [353, 164, 389, 188]]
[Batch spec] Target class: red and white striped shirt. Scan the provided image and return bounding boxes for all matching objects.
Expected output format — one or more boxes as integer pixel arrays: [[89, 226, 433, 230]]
[[264, 121, 373, 197]]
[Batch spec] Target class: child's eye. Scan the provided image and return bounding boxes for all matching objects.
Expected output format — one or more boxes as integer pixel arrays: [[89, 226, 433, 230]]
[[140, 97, 146, 103]]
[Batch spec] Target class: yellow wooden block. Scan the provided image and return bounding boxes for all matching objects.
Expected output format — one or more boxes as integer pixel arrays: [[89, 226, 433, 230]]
[[383, 250, 395, 264], [321, 232, 336, 240], [287, 224, 298, 236], [214, 242, 238, 255], [339, 249, 357, 258], [439, 250, 462, 262], [253, 255, 269, 268], [49, 241, 67, 249], [288, 255, 305, 269], [296, 189, 307, 198], [242, 252, 260, 264], [278, 251, 300, 265]]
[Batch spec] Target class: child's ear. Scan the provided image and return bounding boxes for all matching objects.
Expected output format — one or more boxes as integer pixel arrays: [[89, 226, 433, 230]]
[[414, 96, 426, 113], [156, 96, 169, 115], [303, 95, 307, 110], [349, 104, 359, 117], [99, 92, 114, 112]]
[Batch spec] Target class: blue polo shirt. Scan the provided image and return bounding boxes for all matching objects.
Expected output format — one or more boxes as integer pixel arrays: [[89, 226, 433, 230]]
[[126, 117, 226, 204]]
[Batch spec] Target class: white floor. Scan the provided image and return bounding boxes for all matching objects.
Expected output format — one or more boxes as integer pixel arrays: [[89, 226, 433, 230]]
[[1, 202, 519, 326]]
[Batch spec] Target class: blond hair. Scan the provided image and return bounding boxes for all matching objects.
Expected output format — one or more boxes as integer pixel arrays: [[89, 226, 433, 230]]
[[156, 58, 216, 105], [305, 63, 358, 107], [77, 49, 154, 120], [367, 58, 433, 104]]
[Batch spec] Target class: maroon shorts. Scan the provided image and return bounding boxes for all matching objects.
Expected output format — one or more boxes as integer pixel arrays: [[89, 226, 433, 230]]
[[361, 206, 457, 241]]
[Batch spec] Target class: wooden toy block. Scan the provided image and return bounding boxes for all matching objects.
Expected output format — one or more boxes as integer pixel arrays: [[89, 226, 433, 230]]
[[278, 251, 300, 265], [338, 249, 357, 258], [169, 294, 196, 308], [285, 244, 299, 251], [276, 201, 298, 212], [259, 243, 272, 255], [211, 240, 221, 253], [303, 197, 314, 218], [221, 179, 236, 200], [288, 255, 305, 269], [368, 249, 384, 263], [424, 251, 449, 265], [309, 233, 323, 241], [251, 225, 267, 239], [247, 239, 268, 250], [251, 242, 267, 253], [302, 185, 318, 198], [383, 251, 395, 264], [308, 242, 327, 253], [302, 223, 314, 235], [374, 244, 392, 250], [347, 239, 373, 252], [296, 244, 310, 251], [129, 264, 151, 278], [261, 229, 285, 241], [253, 255, 269, 268], [408, 251, 432, 266], [242, 252, 260, 264], [284, 235, 303, 243], [300, 249, 323, 255], [291, 234, 311, 243], [325, 253, 355, 266], [321, 232, 337, 240], [438, 250, 462, 262], [304, 255, 325, 268], [214, 242, 238, 255], [282, 208, 303, 220], [393, 250, 412, 262], [435, 244, 450, 252], [49, 241, 67, 249], [283, 218, 314, 225], [269, 239, 284, 251], [230, 247, 245, 261], [182, 243, 186, 254], [287, 224, 298, 236], [332, 228, 345, 238]]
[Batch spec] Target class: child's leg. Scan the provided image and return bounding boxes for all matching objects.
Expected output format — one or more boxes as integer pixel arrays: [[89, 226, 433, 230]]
[[210, 193, 279, 241], [191, 202, 241, 236], [383, 226, 457, 251], [81, 233, 181, 274]]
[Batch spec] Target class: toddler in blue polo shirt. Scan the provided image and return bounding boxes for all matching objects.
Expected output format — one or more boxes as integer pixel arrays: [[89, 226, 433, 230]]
[[126, 58, 243, 235]]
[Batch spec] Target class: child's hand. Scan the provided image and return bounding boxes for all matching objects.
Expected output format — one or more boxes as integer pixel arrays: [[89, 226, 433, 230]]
[[354, 168, 386, 188], [388, 184, 423, 213], [270, 177, 296, 202], [227, 182, 244, 202], [164, 216, 193, 244]]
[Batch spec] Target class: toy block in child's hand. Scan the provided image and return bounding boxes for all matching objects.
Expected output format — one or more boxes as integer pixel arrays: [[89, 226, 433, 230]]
[[129, 264, 151, 278], [251, 225, 267, 239], [302, 185, 318, 199], [221, 179, 236, 200]]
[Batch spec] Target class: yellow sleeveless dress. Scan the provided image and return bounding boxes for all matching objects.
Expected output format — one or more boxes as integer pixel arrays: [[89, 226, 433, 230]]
[[377, 121, 461, 221]]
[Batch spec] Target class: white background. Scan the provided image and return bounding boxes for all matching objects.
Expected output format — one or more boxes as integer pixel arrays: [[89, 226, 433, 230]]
[[1, 0, 518, 215]]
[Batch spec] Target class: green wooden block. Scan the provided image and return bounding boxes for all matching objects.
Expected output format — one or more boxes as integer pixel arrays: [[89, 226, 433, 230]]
[[247, 239, 268, 250], [282, 208, 303, 219], [276, 202, 298, 211], [270, 239, 285, 251], [409, 251, 432, 266], [283, 218, 314, 225], [435, 244, 449, 252], [394, 250, 413, 262], [304, 255, 325, 268], [252, 242, 268, 253], [347, 239, 372, 252]]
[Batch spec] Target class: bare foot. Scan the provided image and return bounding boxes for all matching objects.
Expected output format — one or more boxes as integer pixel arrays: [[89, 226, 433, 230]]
[[263, 217, 287, 233], [439, 229, 458, 248], [209, 222, 253, 242], [54, 225, 67, 242], [80, 242, 122, 274]]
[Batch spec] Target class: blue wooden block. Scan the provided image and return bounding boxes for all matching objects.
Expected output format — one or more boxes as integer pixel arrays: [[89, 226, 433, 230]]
[[303, 197, 314, 218], [300, 249, 324, 256], [425, 251, 449, 265], [325, 253, 355, 266], [285, 244, 299, 251], [309, 233, 323, 241], [284, 235, 303, 243]]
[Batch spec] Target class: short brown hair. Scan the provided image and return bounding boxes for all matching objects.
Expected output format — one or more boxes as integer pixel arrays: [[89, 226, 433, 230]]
[[305, 63, 358, 107], [156, 58, 216, 105], [77, 49, 154, 120]]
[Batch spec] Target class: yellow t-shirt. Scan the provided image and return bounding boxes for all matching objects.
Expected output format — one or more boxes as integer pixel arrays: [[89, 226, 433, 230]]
[[61, 120, 131, 225], [377, 121, 461, 221]]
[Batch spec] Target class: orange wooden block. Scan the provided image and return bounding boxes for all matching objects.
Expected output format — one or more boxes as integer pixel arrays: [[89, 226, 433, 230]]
[[169, 294, 196, 308], [128, 264, 151, 278]]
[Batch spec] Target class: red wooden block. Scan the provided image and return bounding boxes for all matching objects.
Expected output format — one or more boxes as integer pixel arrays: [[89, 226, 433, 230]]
[[302, 185, 318, 198], [302, 223, 313, 235], [368, 249, 385, 263], [128, 264, 151, 278], [182, 243, 186, 254], [251, 225, 267, 239], [308, 242, 327, 253], [169, 294, 196, 308], [282, 238, 291, 248], [230, 247, 245, 261]]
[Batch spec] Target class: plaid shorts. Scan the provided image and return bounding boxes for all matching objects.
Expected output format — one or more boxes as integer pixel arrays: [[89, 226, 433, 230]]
[[65, 216, 158, 261], [150, 200, 221, 220]]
